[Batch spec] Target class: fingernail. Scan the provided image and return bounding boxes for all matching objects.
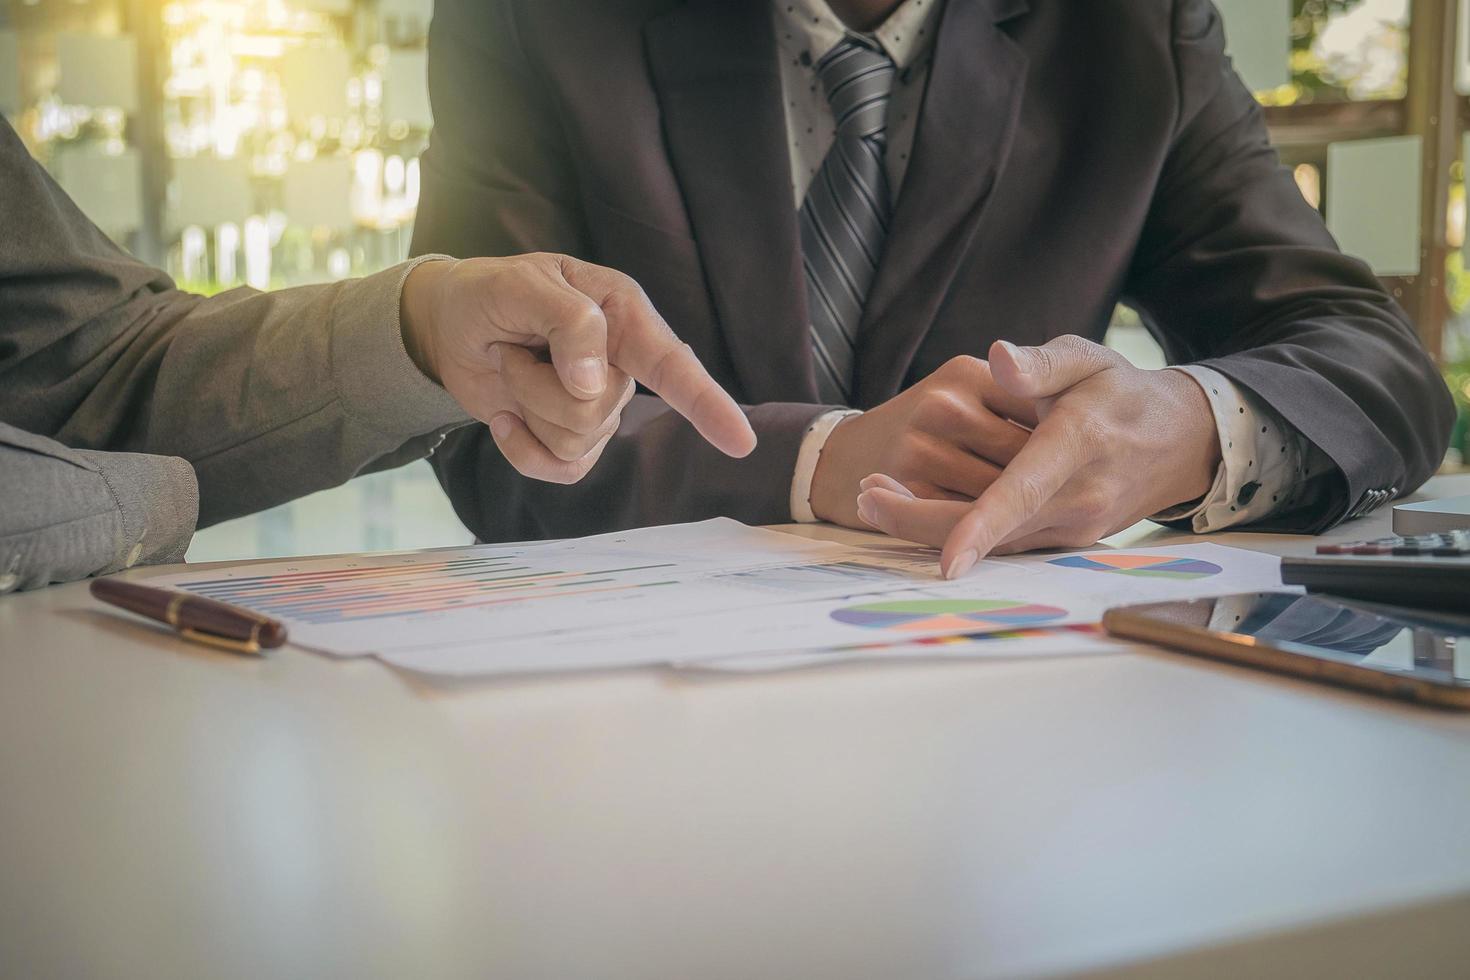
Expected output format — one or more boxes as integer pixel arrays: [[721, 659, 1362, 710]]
[[998, 340, 1029, 375], [860, 474, 915, 498], [490, 414, 515, 439], [856, 491, 878, 528], [487, 344, 503, 373], [944, 549, 978, 580], [568, 357, 607, 396]]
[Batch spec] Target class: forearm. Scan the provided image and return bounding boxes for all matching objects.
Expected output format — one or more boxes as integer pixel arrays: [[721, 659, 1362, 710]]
[[2, 114, 470, 535], [56, 259, 470, 527], [1150, 365, 1333, 532], [1124, 0, 1453, 529], [434, 395, 824, 541], [0, 426, 197, 592]]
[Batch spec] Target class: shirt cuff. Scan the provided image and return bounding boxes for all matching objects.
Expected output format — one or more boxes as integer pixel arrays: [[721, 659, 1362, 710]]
[[77, 447, 200, 567], [329, 255, 471, 442], [1158, 364, 1319, 532], [789, 409, 862, 522]]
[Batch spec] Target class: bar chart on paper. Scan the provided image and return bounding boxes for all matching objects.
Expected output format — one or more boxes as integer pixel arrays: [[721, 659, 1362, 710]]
[[709, 544, 943, 593], [181, 554, 683, 625], [154, 520, 937, 657], [154, 525, 1285, 674]]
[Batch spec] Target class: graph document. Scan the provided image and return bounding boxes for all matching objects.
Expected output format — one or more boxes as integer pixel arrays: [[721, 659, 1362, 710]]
[[153, 520, 1287, 675], [155, 521, 947, 656]]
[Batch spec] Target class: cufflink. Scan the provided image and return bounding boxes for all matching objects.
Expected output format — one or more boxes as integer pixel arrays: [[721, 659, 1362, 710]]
[[1350, 486, 1395, 520]]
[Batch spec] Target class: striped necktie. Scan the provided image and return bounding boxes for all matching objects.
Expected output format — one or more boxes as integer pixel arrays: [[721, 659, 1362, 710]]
[[799, 37, 897, 404]]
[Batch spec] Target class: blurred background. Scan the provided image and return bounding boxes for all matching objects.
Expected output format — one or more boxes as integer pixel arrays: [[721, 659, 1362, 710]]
[[0, 0, 1467, 560]]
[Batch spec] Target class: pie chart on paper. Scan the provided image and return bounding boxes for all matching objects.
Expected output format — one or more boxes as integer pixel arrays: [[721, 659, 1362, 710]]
[[1048, 553, 1223, 580], [830, 599, 1069, 632]]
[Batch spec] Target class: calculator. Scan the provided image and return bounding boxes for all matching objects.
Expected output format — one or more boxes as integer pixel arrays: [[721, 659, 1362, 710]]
[[1280, 531, 1470, 615]]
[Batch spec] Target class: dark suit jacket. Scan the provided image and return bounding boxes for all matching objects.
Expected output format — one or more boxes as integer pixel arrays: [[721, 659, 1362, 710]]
[[412, 0, 1455, 542]]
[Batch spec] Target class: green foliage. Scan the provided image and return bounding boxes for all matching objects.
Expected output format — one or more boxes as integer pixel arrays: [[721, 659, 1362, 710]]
[[174, 280, 229, 297], [1291, 0, 1362, 51], [1278, 0, 1404, 103], [1290, 0, 1353, 99], [1447, 252, 1470, 317], [1448, 368, 1470, 409], [1438, 258, 1468, 452], [1444, 368, 1469, 466]]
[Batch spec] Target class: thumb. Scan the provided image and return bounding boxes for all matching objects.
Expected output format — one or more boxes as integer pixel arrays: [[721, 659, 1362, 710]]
[[990, 336, 1121, 399], [442, 255, 612, 400], [538, 279, 611, 400]]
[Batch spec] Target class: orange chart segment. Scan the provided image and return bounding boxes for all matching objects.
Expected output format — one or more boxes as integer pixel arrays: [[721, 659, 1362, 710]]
[[1047, 554, 1223, 579]]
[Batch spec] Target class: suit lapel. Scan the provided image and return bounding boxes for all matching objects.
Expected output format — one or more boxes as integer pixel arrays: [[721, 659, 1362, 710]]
[[645, 0, 815, 403], [853, 0, 1031, 405]]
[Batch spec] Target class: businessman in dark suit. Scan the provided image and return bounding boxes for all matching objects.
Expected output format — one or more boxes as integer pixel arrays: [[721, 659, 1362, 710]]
[[413, 0, 1454, 576]]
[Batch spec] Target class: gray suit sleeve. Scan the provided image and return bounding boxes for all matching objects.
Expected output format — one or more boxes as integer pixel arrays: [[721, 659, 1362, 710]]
[[0, 423, 197, 592], [83, 258, 472, 528], [1, 116, 472, 590]]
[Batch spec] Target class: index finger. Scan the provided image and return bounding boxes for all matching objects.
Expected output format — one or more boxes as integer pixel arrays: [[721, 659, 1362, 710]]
[[561, 259, 756, 459], [939, 420, 1086, 578]]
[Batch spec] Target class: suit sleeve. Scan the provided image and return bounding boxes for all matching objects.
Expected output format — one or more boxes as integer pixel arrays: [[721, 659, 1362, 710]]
[[0, 115, 469, 590], [0, 423, 197, 592], [80, 258, 469, 528], [411, 0, 821, 542], [1120, 0, 1455, 533]]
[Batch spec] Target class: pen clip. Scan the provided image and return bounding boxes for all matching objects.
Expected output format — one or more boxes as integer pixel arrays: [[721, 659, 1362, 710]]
[[178, 626, 263, 656], [166, 592, 265, 655]]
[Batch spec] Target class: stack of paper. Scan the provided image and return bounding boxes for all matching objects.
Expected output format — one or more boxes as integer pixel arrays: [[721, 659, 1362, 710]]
[[152, 519, 1287, 676]]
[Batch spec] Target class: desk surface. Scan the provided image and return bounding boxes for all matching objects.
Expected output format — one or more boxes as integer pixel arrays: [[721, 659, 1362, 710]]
[[3, 477, 1470, 980]]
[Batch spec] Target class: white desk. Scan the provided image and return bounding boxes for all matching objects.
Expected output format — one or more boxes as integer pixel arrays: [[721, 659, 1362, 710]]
[[2, 476, 1469, 980]]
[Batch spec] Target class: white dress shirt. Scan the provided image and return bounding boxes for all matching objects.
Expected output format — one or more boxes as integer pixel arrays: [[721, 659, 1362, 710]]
[[777, 0, 1327, 531], [775, 0, 938, 206]]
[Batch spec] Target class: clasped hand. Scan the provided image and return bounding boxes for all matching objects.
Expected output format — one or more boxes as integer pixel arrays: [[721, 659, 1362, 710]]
[[816, 336, 1220, 578], [401, 254, 756, 482]]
